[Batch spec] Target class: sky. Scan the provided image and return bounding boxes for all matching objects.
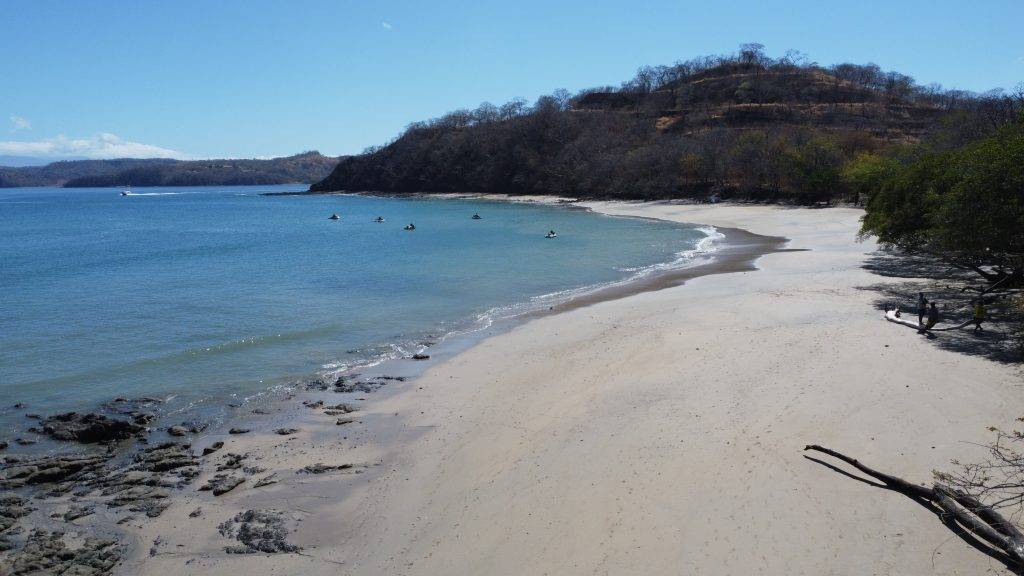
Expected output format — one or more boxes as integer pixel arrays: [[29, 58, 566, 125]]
[[1, 0, 1022, 162]]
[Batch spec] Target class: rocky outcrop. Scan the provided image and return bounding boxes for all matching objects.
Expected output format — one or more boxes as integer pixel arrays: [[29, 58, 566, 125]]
[[40, 412, 145, 444], [1, 529, 120, 575], [199, 474, 244, 496], [218, 510, 298, 554], [0, 453, 110, 491]]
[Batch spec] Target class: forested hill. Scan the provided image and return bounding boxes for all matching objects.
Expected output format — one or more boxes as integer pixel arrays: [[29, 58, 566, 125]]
[[0, 152, 340, 188], [311, 45, 1021, 203]]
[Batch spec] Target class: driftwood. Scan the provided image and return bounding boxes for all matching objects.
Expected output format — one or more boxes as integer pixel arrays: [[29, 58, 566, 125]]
[[804, 444, 1024, 567]]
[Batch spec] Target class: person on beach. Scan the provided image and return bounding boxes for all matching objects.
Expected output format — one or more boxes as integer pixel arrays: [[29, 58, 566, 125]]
[[973, 298, 986, 332], [917, 292, 928, 326], [919, 302, 939, 333]]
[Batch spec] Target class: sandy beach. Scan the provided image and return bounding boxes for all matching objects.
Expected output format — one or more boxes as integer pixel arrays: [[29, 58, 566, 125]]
[[21, 202, 1021, 575]]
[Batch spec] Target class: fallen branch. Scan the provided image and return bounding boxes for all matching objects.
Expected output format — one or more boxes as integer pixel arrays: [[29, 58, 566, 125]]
[[804, 444, 1024, 567]]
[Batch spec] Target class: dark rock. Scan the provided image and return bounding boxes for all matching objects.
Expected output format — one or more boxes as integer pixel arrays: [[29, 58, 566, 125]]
[[0, 453, 110, 489], [0, 441, 7, 451], [14, 438, 35, 446], [202, 441, 224, 456], [2, 529, 120, 575], [167, 426, 188, 437], [412, 353, 430, 360], [252, 408, 271, 415], [217, 453, 247, 472], [336, 418, 355, 426], [0, 493, 33, 550], [305, 379, 329, 391], [40, 412, 144, 444], [62, 505, 94, 521], [228, 428, 250, 435], [218, 509, 298, 554], [274, 428, 298, 436], [297, 463, 353, 475], [322, 403, 356, 416], [301, 400, 323, 409], [189, 507, 202, 518], [25, 413, 41, 419], [199, 474, 244, 496]]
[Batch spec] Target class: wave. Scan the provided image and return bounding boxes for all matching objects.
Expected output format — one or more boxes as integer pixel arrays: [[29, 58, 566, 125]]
[[310, 224, 724, 384], [479, 224, 722, 322]]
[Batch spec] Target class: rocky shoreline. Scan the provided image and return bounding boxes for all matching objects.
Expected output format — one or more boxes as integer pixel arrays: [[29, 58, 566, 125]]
[[0, 371, 402, 574]]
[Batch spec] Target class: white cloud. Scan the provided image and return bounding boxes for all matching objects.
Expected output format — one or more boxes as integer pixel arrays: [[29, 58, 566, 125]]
[[381, 21, 392, 30], [0, 133, 187, 160], [9, 115, 31, 132]]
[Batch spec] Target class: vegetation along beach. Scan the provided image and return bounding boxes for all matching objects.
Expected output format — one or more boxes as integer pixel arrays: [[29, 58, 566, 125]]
[[1, 3, 1022, 574]]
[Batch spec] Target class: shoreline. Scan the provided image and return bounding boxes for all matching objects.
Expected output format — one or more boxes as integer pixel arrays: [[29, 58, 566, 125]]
[[5, 201, 1021, 576]]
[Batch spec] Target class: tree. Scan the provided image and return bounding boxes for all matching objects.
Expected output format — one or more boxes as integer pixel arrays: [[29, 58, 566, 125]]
[[860, 118, 1024, 291], [840, 152, 900, 205]]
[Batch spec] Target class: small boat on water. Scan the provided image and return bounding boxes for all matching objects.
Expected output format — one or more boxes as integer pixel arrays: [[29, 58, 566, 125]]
[[121, 185, 132, 197], [375, 216, 385, 222], [404, 223, 416, 231], [328, 213, 340, 220], [545, 230, 557, 238], [472, 213, 482, 220]]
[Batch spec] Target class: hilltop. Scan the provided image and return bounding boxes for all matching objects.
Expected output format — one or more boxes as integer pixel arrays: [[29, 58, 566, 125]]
[[0, 151, 340, 188], [312, 45, 1017, 203]]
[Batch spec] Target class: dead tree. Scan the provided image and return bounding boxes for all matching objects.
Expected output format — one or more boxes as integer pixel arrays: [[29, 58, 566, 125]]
[[804, 444, 1024, 567]]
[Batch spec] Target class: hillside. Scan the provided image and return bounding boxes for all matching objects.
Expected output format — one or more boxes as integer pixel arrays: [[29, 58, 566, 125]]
[[0, 152, 340, 188], [312, 46, 1013, 202]]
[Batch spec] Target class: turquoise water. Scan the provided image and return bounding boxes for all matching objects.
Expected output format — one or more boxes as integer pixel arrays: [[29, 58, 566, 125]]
[[0, 185, 710, 437]]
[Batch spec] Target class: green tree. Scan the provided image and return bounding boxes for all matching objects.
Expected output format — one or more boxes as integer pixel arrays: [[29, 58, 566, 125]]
[[860, 119, 1024, 291]]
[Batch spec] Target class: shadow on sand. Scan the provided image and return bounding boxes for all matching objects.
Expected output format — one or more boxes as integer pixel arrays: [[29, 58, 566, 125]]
[[858, 250, 1022, 364]]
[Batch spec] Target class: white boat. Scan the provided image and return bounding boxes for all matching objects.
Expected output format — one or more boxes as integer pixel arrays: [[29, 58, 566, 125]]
[[121, 185, 131, 196], [545, 231, 557, 238], [884, 309, 971, 332]]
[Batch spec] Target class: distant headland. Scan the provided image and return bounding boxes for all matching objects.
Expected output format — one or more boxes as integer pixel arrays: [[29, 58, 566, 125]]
[[0, 151, 341, 188]]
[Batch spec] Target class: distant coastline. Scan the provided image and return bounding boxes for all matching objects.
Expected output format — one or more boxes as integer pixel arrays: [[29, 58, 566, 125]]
[[0, 151, 341, 188]]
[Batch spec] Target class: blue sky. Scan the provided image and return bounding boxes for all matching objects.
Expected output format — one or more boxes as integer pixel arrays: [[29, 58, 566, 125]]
[[1, 0, 1021, 161]]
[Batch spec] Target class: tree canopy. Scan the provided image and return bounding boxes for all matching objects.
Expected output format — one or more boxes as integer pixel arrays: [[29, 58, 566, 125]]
[[859, 117, 1024, 290]]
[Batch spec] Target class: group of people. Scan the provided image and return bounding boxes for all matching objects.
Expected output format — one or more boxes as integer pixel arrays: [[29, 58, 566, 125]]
[[911, 292, 986, 333]]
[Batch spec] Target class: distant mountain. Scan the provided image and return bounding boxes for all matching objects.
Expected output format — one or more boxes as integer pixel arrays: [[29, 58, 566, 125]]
[[311, 45, 1018, 203], [0, 155, 89, 167], [0, 152, 341, 188]]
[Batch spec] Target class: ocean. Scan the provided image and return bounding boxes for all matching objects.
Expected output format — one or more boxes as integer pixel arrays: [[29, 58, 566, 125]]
[[0, 185, 713, 441]]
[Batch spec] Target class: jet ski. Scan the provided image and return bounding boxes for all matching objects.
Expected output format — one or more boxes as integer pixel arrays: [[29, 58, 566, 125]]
[[375, 216, 385, 222], [545, 230, 557, 238], [404, 223, 416, 231], [472, 213, 482, 220], [328, 213, 341, 220]]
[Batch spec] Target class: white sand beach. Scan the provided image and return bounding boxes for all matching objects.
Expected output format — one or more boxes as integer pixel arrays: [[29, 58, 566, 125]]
[[122, 203, 1022, 575]]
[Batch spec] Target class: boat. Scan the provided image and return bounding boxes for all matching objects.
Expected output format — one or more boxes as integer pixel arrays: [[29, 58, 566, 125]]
[[375, 216, 385, 222], [472, 213, 482, 220], [328, 213, 340, 220], [404, 223, 416, 231], [545, 230, 557, 238], [884, 309, 972, 332], [121, 185, 131, 197]]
